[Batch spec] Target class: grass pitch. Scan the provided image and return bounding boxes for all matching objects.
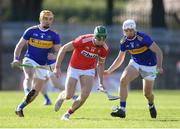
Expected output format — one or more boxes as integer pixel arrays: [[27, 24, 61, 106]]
[[0, 90, 180, 128]]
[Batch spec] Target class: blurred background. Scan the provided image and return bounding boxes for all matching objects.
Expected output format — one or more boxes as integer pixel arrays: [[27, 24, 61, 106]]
[[0, 0, 180, 91]]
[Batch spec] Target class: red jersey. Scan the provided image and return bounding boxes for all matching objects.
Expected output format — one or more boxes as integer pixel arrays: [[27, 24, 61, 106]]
[[70, 34, 109, 70]]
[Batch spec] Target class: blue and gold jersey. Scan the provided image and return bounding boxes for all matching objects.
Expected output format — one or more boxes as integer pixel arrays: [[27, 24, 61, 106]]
[[22, 25, 60, 65], [120, 31, 156, 66]]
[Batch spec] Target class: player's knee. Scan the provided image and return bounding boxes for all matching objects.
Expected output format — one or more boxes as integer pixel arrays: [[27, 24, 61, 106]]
[[120, 77, 128, 87]]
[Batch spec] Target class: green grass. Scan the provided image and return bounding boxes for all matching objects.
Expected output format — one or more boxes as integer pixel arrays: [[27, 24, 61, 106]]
[[0, 90, 180, 128]]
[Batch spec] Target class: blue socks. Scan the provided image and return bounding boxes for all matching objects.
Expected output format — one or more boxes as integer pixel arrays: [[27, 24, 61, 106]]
[[120, 101, 126, 111], [17, 102, 27, 111], [72, 95, 78, 101], [43, 94, 50, 101], [43, 94, 52, 105]]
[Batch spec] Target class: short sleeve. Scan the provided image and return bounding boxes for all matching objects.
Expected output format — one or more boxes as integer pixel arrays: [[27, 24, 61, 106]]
[[119, 44, 126, 52], [53, 33, 61, 45], [142, 34, 153, 47], [22, 28, 32, 40], [72, 36, 83, 48]]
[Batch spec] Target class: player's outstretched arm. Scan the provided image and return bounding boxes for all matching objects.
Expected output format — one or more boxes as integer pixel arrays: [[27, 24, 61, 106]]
[[105, 51, 126, 75], [54, 42, 74, 78]]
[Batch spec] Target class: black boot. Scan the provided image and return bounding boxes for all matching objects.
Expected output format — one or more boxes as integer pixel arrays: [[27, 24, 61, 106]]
[[15, 110, 24, 117], [149, 105, 157, 118], [111, 108, 126, 118]]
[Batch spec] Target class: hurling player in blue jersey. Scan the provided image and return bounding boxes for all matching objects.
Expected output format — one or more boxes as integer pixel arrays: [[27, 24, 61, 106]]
[[105, 19, 163, 118], [11, 10, 61, 117]]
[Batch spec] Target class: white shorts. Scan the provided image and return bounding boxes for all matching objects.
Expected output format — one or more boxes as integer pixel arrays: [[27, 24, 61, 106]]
[[23, 57, 50, 80], [66, 66, 95, 80], [128, 59, 157, 80]]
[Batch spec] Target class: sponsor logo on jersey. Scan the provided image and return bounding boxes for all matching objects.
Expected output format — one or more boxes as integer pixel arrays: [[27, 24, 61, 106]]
[[81, 50, 98, 58], [29, 38, 53, 49]]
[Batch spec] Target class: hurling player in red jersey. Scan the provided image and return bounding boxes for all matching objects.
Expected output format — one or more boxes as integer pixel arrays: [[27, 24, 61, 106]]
[[53, 26, 109, 120]]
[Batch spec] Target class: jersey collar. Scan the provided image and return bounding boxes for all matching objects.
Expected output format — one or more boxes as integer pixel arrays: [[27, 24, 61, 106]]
[[38, 25, 50, 32]]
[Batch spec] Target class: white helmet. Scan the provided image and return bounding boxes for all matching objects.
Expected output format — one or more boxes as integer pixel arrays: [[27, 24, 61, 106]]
[[122, 19, 136, 30]]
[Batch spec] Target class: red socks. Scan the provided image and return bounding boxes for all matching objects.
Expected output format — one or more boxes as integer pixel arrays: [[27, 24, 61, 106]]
[[68, 108, 74, 114]]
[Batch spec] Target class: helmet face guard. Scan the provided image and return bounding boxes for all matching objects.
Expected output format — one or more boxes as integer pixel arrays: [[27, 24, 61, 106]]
[[94, 26, 107, 41], [95, 34, 107, 41]]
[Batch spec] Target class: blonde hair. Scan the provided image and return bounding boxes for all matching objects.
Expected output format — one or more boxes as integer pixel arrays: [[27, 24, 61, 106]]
[[39, 10, 54, 20]]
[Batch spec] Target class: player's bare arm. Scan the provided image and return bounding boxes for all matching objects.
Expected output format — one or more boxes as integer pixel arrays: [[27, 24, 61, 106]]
[[54, 42, 74, 78], [11, 38, 27, 68], [105, 51, 126, 74], [14, 38, 27, 59], [149, 42, 163, 74], [55, 42, 74, 68]]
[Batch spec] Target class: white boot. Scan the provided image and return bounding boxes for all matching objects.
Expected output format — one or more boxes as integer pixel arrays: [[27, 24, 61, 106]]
[[61, 112, 70, 120]]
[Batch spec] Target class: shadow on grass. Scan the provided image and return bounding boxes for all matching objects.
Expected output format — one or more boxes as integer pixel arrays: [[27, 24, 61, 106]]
[[74, 117, 114, 121], [74, 117, 180, 122], [149, 119, 179, 122], [124, 118, 180, 122]]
